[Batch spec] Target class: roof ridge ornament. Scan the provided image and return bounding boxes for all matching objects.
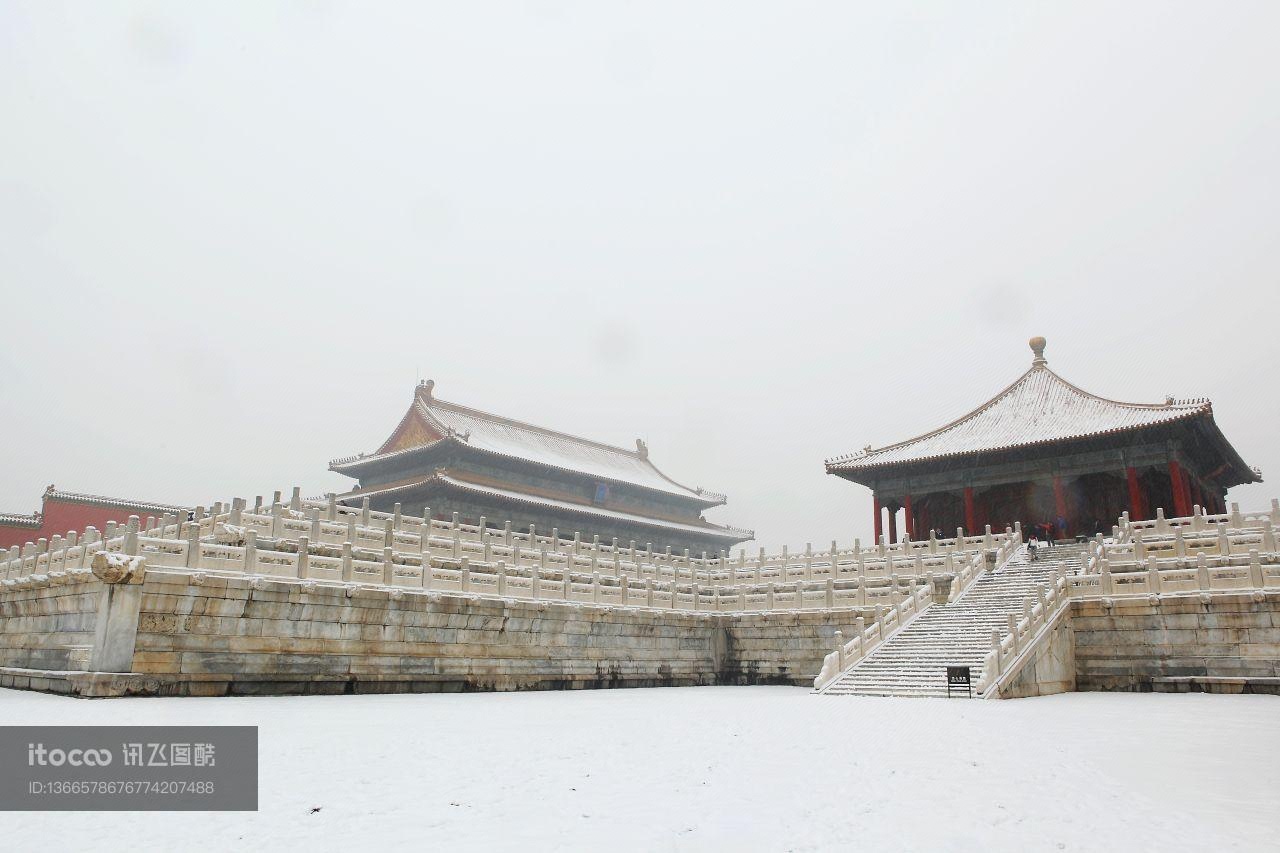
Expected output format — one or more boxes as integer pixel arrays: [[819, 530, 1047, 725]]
[[1029, 336, 1047, 368], [636, 438, 648, 460], [417, 378, 435, 401]]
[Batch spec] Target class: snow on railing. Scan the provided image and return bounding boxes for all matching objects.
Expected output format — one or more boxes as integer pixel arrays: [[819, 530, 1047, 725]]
[[974, 568, 1074, 695], [1087, 505, 1278, 574], [811, 584, 934, 691], [1, 487, 1019, 625], [1115, 500, 1279, 544], [4, 487, 1014, 590], [0, 522, 933, 620], [978, 506, 1280, 696]]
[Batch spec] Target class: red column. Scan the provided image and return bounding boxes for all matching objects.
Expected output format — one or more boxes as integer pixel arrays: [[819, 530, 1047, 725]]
[[1125, 467, 1145, 521], [902, 494, 914, 541], [1052, 476, 1069, 538], [1168, 459, 1191, 517], [873, 495, 883, 544], [887, 506, 898, 544], [963, 487, 976, 536]]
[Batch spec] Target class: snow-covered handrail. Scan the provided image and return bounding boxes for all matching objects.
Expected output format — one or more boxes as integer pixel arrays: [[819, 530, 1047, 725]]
[[975, 566, 1073, 696], [2, 515, 931, 619], [4, 485, 1016, 596], [812, 530, 1023, 691], [812, 583, 934, 691], [978, 546, 1280, 696]]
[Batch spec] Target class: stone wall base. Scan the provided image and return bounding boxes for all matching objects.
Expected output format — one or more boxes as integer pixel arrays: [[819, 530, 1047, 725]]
[[1150, 676, 1280, 695], [0, 666, 756, 698]]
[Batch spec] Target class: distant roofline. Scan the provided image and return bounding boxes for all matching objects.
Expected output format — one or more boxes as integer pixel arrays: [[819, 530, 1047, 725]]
[[329, 382, 728, 507], [336, 472, 752, 543], [421, 387, 648, 461], [827, 366, 1211, 473], [44, 488, 187, 516], [825, 338, 1231, 475]]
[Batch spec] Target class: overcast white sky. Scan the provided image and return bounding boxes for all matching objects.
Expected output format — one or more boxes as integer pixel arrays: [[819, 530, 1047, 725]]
[[2, 2, 1277, 550]]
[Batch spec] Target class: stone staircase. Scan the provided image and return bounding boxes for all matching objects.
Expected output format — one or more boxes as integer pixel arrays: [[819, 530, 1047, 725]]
[[819, 545, 1086, 697]]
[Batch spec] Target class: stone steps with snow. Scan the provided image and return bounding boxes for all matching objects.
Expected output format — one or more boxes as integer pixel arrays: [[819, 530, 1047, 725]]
[[821, 547, 1084, 697]]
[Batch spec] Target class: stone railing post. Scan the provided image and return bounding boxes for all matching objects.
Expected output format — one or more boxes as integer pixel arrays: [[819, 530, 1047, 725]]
[[243, 529, 258, 574], [124, 516, 140, 556], [89, 552, 147, 673], [1248, 550, 1264, 589], [297, 536, 310, 579], [460, 557, 471, 592], [382, 547, 395, 586], [179, 523, 198, 569], [341, 542, 353, 582]]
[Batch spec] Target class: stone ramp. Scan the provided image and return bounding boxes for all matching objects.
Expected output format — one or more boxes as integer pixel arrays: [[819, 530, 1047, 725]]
[[820, 546, 1084, 697]]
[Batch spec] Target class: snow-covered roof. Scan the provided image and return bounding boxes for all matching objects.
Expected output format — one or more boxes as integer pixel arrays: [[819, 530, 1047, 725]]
[[44, 488, 186, 515], [0, 512, 41, 529], [331, 382, 726, 506], [827, 338, 1218, 473], [339, 472, 753, 544]]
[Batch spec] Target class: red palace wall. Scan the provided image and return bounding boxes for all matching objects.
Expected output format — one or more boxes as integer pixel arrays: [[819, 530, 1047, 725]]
[[0, 494, 180, 551], [0, 523, 42, 551]]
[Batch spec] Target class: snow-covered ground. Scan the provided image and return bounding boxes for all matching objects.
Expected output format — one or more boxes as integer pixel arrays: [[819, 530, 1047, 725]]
[[1, 687, 1276, 852]]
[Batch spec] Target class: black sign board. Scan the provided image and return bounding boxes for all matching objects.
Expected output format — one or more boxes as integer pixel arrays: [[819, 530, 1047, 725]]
[[946, 666, 972, 698]]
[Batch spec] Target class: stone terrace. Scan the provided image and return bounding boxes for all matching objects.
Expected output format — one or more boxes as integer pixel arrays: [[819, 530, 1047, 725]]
[[0, 489, 1012, 697]]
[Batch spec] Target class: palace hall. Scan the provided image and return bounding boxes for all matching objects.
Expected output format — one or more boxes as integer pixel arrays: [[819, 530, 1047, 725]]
[[330, 380, 751, 554], [826, 338, 1260, 542]]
